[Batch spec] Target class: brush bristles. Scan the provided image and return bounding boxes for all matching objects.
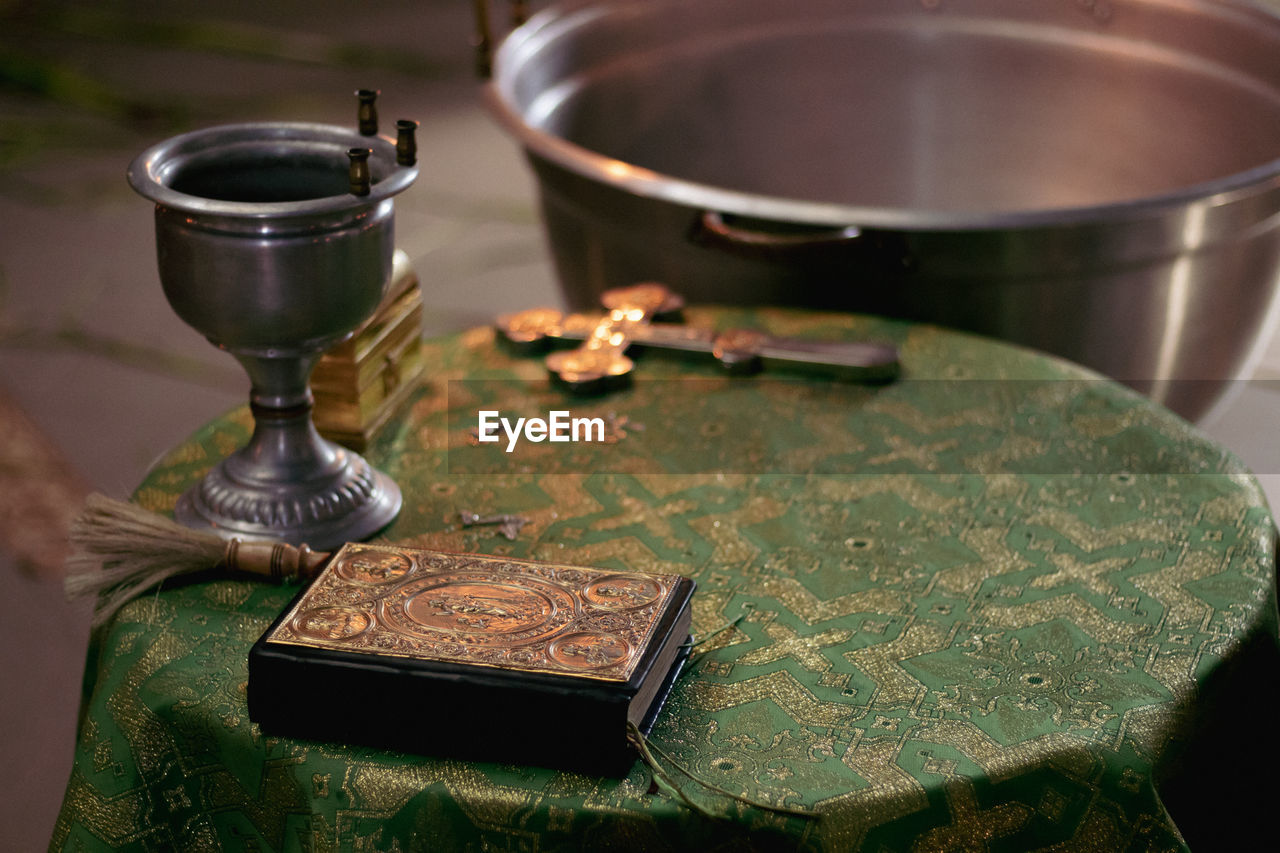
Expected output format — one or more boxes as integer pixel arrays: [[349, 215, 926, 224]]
[[65, 493, 230, 626]]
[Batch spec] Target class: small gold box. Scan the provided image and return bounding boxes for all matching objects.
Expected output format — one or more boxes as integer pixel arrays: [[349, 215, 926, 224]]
[[312, 250, 424, 449]]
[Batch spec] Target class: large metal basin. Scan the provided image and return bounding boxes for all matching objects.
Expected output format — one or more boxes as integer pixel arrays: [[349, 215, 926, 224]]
[[487, 0, 1280, 420]]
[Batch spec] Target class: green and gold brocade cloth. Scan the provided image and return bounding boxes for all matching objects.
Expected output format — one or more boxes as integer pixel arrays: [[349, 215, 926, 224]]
[[52, 307, 1280, 851]]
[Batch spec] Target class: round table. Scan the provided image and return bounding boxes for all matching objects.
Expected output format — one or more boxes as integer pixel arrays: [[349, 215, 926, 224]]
[[52, 306, 1280, 851]]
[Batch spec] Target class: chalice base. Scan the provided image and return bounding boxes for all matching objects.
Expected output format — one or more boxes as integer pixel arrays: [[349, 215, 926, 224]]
[[175, 441, 402, 550]]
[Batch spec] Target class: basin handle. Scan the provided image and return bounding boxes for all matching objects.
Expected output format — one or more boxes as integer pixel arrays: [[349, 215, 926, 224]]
[[693, 210, 915, 275], [695, 210, 863, 256]]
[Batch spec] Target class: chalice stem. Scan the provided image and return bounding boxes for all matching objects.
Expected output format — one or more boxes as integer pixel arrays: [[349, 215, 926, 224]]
[[175, 349, 402, 548], [238, 350, 318, 411], [229, 352, 341, 486]]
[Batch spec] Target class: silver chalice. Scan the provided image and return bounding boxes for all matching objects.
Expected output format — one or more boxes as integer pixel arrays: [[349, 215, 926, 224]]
[[128, 118, 418, 548]]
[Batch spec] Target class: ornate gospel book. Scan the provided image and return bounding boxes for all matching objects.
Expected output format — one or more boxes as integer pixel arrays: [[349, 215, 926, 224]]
[[248, 543, 695, 774]]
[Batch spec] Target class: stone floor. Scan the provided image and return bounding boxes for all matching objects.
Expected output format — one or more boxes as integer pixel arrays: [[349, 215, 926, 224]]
[[2, 1, 1279, 849]]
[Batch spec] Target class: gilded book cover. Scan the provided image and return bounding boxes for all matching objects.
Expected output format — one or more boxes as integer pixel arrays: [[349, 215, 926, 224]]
[[248, 543, 695, 774]]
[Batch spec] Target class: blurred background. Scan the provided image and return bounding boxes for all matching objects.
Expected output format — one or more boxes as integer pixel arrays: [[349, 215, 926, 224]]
[[0, 1, 563, 846], [2, 1, 1279, 847]]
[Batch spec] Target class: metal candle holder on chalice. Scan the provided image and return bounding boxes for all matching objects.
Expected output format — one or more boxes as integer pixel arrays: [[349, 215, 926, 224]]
[[127, 91, 419, 548]]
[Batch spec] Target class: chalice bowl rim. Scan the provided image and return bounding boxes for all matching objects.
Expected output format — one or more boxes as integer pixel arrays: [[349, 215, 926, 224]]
[[127, 120, 417, 218]]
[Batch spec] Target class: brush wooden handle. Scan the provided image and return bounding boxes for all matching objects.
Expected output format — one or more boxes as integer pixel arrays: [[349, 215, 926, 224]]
[[222, 539, 331, 582]]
